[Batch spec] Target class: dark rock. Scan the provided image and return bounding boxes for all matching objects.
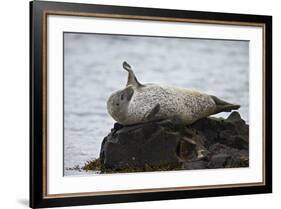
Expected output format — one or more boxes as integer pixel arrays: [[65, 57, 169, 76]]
[[100, 121, 182, 172], [207, 143, 249, 168], [99, 111, 249, 173], [183, 160, 208, 170]]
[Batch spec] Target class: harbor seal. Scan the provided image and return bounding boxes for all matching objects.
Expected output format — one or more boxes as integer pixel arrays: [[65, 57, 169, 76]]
[[107, 62, 240, 125]]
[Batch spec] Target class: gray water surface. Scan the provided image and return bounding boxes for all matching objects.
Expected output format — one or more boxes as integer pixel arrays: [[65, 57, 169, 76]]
[[64, 33, 249, 176]]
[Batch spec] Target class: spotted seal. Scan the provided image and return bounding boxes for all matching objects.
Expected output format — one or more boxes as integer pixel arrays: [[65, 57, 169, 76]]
[[107, 62, 240, 125]]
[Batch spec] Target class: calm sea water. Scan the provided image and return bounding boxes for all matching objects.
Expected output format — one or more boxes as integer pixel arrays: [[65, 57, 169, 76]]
[[64, 33, 249, 176]]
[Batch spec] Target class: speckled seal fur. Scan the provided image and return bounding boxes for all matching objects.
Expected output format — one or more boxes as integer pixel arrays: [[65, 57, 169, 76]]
[[107, 62, 240, 125]]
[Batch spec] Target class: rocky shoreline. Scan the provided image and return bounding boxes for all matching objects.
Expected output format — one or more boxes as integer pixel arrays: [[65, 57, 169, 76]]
[[84, 111, 249, 173]]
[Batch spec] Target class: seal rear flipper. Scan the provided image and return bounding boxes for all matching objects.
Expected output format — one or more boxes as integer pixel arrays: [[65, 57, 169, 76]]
[[214, 104, 240, 114], [144, 103, 160, 121], [211, 95, 240, 114]]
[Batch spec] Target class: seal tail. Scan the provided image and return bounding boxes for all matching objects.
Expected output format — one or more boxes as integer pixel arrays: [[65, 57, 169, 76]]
[[211, 95, 240, 114]]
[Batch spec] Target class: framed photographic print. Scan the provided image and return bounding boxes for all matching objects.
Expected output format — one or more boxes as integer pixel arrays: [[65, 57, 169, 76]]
[[30, 0, 272, 208]]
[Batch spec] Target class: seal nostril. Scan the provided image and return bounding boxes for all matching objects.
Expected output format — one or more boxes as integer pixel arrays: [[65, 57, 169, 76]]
[[116, 103, 119, 106]]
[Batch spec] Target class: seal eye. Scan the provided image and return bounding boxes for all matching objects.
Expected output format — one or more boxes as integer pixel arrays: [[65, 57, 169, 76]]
[[120, 94, 124, 100]]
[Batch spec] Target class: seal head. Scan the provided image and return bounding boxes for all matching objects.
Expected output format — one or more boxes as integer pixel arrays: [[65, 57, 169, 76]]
[[107, 85, 135, 124]]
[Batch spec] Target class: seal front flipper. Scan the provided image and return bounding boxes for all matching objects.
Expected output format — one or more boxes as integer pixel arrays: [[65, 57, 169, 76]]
[[122, 85, 134, 101], [144, 103, 160, 121], [122, 61, 144, 88], [211, 95, 240, 114]]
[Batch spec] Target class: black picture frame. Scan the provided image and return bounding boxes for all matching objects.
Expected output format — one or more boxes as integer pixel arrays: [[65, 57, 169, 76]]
[[30, 1, 272, 208]]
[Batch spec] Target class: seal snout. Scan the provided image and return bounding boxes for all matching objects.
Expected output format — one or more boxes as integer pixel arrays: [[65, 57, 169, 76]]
[[107, 90, 129, 124], [106, 93, 116, 117]]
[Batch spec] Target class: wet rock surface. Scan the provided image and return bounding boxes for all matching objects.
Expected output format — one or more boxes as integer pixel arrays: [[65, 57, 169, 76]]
[[99, 111, 249, 173]]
